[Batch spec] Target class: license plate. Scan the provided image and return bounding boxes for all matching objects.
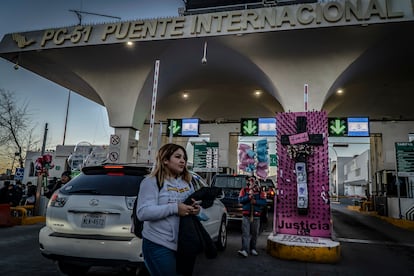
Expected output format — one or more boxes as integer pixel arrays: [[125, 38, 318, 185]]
[[81, 214, 106, 228]]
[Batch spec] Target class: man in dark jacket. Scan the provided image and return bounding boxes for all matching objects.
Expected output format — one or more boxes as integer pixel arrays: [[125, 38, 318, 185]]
[[237, 176, 266, 257], [45, 171, 71, 198], [0, 181, 20, 206]]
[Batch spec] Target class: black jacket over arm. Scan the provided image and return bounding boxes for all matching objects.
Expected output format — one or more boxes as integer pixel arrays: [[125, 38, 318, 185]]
[[176, 187, 222, 275]]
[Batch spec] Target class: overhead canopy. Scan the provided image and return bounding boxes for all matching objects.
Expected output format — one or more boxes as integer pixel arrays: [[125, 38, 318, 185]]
[[0, 1, 413, 130]]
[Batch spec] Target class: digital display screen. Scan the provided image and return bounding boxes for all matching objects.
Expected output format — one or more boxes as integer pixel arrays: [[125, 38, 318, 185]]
[[258, 117, 277, 136], [347, 117, 369, 137], [181, 118, 199, 136]]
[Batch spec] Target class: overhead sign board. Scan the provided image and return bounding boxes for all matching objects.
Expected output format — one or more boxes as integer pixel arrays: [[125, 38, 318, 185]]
[[167, 118, 199, 137], [241, 117, 277, 136], [193, 142, 219, 172], [395, 142, 414, 177], [167, 119, 182, 137], [328, 117, 347, 136], [347, 117, 369, 137], [182, 118, 199, 136], [328, 117, 369, 137], [258, 117, 277, 136], [241, 118, 258, 136]]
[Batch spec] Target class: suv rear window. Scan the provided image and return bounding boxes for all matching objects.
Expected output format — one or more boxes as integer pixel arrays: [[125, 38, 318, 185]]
[[213, 175, 247, 189], [60, 174, 146, 196], [260, 179, 275, 189], [59, 166, 149, 196]]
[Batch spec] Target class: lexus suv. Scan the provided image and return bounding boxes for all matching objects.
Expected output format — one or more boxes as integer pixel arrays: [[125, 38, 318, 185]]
[[39, 165, 227, 275]]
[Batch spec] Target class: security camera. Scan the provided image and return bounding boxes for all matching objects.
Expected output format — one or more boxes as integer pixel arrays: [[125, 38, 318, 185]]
[[14, 63, 19, 70]]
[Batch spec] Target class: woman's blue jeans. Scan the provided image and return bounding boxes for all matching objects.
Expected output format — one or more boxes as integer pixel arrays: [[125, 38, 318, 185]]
[[142, 238, 177, 276]]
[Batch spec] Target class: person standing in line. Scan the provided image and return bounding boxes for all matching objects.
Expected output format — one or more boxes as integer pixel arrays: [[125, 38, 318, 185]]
[[238, 175, 267, 257], [24, 181, 37, 205], [0, 181, 20, 206], [0, 181, 11, 204], [45, 171, 71, 198], [137, 143, 201, 276]]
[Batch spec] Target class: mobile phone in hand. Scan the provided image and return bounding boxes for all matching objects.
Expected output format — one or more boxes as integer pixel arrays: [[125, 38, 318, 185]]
[[192, 200, 202, 206]]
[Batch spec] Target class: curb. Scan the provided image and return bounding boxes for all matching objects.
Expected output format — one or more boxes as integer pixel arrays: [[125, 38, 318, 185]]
[[346, 205, 414, 231], [11, 215, 45, 225], [267, 233, 341, 263], [21, 216, 46, 225]]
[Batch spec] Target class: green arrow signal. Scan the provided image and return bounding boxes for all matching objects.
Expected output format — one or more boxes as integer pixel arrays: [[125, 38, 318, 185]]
[[329, 119, 346, 135], [167, 119, 181, 136], [170, 120, 181, 134], [242, 119, 258, 135]]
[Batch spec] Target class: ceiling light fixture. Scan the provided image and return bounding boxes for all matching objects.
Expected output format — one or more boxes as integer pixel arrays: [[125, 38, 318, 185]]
[[336, 89, 343, 95], [254, 90, 262, 96]]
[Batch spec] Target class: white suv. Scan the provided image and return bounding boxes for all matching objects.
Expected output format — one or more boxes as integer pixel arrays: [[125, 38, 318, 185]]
[[39, 165, 227, 275]]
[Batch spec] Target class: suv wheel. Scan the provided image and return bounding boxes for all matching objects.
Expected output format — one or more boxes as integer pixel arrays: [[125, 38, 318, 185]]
[[216, 216, 227, 251], [57, 261, 89, 275]]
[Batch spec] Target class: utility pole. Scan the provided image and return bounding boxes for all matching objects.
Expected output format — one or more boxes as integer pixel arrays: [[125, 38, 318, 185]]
[[41, 123, 48, 155], [35, 123, 48, 215], [63, 91, 70, 145]]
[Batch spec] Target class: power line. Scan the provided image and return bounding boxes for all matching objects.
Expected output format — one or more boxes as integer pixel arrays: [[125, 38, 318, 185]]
[[69, 9, 121, 25]]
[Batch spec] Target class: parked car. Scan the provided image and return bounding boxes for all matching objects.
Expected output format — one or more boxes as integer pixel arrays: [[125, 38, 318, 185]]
[[211, 174, 247, 222], [211, 174, 269, 231], [39, 165, 227, 275], [259, 178, 276, 211]]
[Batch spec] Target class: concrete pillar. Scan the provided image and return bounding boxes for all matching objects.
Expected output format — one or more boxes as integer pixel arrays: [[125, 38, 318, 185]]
[[114, 127, 138, 163], [228, 133, 239, 173]]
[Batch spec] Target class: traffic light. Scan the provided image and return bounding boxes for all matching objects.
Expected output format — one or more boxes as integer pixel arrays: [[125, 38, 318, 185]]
[[166, 119, 182, 137], [240, 118, 258, 136], [166, 118, 200, 137], [328, 118, 347, 136]]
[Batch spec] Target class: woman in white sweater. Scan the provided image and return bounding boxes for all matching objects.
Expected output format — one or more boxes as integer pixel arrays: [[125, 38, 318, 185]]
[[137, 143, 200, 276]]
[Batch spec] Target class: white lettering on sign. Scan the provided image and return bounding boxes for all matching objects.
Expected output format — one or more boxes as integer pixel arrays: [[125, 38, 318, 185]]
[[9, 0, 409, 50], [280, 234, 323, 245], [269, 233, 340, 247], [289, 132, 309, 145]]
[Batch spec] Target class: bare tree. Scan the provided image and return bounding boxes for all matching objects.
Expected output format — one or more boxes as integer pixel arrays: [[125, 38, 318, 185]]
[[0, 88, 38, 171]]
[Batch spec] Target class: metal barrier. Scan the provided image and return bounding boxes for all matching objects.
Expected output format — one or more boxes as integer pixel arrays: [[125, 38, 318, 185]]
[[0, 203, 13, 226], [361, 201, 373, 212], [10, 205, 45, 225]]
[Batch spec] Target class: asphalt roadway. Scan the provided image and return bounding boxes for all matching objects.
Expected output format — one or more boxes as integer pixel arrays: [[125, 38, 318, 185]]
[[1, 202, 414, 275], [192, 202, 414, 276]]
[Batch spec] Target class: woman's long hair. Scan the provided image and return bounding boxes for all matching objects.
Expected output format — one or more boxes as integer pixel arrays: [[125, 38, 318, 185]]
[[151, 143, 192, 189]]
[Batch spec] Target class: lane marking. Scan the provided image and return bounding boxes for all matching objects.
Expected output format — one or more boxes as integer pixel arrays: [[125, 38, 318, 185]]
[[336, 237, 414, 248]]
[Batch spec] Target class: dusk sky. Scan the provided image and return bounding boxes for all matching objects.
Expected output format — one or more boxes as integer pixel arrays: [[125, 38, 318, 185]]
[[0, 0, 183, 151]]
